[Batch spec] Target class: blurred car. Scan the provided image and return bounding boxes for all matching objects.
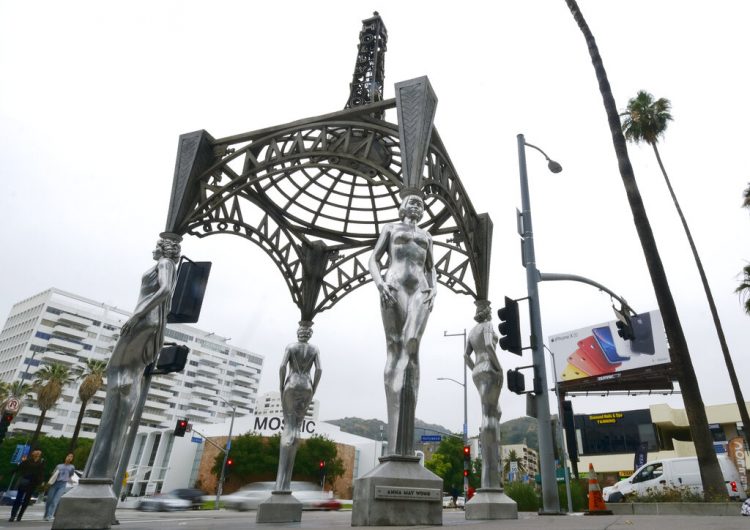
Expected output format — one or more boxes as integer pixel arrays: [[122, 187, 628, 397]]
[[441, 495, 465, 509], [0, 490, 37, 506], [171, 488, 205, 510], [136, 492, 191, 512], [219, 481, 340, 511]]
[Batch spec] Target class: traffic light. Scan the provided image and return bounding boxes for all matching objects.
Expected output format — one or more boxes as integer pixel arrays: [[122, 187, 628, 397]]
[[463, 445, 471, 479], [168, 260, 212, 324], [156, 344, 190, 374], [497, 296, 522, 355], [174, 418, 188, 437], [319, 460, 326, 485], [507, 369, 526, 394], [616, 319, 634, 341], [0, 412, 15, 442]]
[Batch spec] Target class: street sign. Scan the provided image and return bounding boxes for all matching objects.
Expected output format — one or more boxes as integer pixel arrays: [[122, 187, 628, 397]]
[[191, 436, 202, 444], [4, 397, 20, 413], [11, 444, 29, 464], [420, 435, 442, 442]]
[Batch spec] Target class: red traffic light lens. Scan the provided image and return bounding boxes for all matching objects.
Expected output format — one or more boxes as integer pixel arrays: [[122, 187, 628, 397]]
[[227, 459, 233, 465], [463, 446, 470, 455], [319, 461, 325, 468], [463, 470, 469, 477]]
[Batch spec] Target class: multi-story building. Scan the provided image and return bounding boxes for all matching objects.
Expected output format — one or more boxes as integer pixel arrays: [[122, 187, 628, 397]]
[[501, 443, 539, 481], [0, 288, 264, 438]]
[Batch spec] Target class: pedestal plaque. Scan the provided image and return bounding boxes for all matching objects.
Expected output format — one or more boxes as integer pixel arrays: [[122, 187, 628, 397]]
[[352, 455, 442, 526], [51, 478, 118, 530], [464, 487, 518, 520], [256, 491, 303, 523]]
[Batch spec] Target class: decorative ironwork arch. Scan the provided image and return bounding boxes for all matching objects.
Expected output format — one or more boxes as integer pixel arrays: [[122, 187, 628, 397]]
[[163, 16, 492, 322]]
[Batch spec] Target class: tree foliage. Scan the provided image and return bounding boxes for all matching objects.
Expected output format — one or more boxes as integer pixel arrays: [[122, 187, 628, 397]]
[[31, 363, 75, 446], [622, 90, 672, 145], [424, 435, 479, 493], [211, 434, 344, 488], [0, 435, 92, 484]]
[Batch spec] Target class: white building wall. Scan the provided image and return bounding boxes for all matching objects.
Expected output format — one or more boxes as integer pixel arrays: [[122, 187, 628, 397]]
[[124, 416, 383, 496]]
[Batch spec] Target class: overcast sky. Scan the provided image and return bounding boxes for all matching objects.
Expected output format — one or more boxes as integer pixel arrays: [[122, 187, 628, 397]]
[[1, 1, 749, 438]]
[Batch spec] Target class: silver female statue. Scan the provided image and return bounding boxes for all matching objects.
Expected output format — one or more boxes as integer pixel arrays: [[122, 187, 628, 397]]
[[464, 301, 503, 489], [87, 237, 180, 479], [275, 321, 322, 491], [368, 194, 436, 455]]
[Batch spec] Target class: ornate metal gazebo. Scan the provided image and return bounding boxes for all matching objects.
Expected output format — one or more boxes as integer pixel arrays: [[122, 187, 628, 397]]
[[162, 13, 493, 323]]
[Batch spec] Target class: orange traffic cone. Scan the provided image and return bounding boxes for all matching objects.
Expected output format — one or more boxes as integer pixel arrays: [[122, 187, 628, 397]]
[[585, 463, 613, 515]]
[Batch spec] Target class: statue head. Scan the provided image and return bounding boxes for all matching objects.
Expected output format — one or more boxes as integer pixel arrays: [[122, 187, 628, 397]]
[[154, 237, 181, 262], [297, 321, 313, 342], [398, 194, 425, 222], [474, 300, 492, 323]]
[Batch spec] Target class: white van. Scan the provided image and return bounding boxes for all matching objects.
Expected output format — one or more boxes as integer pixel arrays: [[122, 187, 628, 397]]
[[602, 455, 746, 502]]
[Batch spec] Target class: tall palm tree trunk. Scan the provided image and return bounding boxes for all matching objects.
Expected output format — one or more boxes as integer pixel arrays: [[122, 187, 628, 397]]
[[30, 410, 47, 447], [563, 0, 725, 497], [69, 400, 88, 452], [652, 143, 750, 446]]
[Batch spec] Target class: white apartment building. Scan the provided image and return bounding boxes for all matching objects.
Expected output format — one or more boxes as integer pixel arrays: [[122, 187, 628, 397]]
[[0, 288, 264, 438], [501, 443, 539, 481]]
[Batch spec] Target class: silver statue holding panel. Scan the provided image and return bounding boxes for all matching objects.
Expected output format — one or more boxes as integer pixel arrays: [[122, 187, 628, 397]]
[[464, 301, 503, 489], [368, 194, 436, 455], [87, 236, 181, 479], [275, 321, 322, 491]]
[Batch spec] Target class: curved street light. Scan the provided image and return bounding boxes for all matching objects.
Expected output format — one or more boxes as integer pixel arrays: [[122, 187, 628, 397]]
[[517, 133, 562, 514]]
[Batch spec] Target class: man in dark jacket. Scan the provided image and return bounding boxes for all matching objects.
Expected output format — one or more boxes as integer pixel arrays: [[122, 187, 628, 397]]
[[9, 449, 45, 522]]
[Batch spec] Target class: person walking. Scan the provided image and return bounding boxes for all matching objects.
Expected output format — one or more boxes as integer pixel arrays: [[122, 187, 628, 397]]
[[43, 452, 75, 521], [9, 448, 45, 522]]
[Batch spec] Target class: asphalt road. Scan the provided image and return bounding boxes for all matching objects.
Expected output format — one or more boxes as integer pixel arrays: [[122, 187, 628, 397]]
[[1, 507, 749, 530]]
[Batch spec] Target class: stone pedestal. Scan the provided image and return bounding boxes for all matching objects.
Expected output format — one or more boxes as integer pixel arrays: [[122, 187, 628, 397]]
[[352, 455, 442, 526], [256, 491, 303, 523], [464, 487, 518, 520], [51, 478, 118, 530]]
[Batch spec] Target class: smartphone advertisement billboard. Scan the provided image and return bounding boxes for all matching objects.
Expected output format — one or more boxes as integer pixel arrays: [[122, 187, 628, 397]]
[[549, 310, 672, 392]]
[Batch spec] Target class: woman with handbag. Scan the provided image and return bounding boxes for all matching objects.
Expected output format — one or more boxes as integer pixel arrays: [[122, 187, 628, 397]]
[[43, 453, 75, 521]]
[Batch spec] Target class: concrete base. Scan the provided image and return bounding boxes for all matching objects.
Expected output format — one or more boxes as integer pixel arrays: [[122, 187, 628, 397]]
[[352, 455, 443, 526], [465, 488, 518, 520], [51, 478, 118, 530], [256, 491, 303, 523]]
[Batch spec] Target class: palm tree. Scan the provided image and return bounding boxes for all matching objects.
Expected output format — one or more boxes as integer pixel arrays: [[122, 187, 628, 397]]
[[623, 91, 750, 449], [30, 362, 75, 446], [737, 265, 750, 315], [2, 380, 32, 408], [739, 185, 750, 313], [502, 450, 527, 482], [563, 0, 726, 498], [69, 359, 107, 451]]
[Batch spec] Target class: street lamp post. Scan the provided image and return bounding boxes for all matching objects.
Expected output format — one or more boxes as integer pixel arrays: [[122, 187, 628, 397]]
[[545, 345, 573, 513], [215, 396, 237, 510], [517, 133, 561, 514], [439, 327, 468, 501]]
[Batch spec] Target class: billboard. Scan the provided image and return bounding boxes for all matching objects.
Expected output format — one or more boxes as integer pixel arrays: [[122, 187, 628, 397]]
[[549, 310, 673, 392]]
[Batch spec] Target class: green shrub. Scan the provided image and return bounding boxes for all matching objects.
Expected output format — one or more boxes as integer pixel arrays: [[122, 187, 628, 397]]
[[630, 485, 704, 503], [504, 482, 541, 511], [558, 479, 588, 511]]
